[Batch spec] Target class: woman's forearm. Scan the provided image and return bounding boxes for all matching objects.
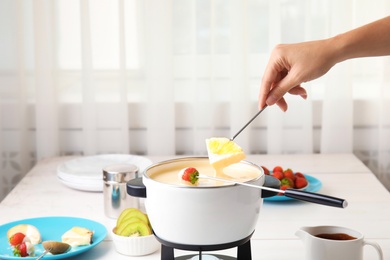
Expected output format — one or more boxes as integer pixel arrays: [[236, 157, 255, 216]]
[[330, 16, 390, 64]]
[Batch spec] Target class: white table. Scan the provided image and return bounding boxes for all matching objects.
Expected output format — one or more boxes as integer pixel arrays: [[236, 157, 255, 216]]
[[1, 154, 389, 259]]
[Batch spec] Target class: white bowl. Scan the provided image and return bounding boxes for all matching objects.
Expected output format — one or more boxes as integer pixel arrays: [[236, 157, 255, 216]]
[[111, 228, 160, 256]]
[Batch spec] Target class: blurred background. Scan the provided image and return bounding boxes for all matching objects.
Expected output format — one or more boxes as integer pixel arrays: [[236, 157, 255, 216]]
[[0, 0, 389, 201]]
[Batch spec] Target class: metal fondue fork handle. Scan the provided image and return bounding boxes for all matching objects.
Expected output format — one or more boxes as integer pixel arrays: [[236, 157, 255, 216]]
[[198, 174, 348, 208], [199, 174, 280, 193], [36, 249, 50, 260], [230, 105, 268, 141]]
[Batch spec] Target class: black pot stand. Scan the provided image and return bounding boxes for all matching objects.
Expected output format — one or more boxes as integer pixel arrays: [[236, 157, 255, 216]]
[[156, 232, 253, 260]]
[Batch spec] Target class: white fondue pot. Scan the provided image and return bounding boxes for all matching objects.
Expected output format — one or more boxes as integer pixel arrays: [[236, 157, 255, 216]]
[[127, 157, 277, 245]]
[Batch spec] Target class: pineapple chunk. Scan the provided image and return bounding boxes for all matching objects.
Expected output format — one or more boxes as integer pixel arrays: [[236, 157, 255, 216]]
[[206, 137, 246, 170], [62, 226, 93, 247]]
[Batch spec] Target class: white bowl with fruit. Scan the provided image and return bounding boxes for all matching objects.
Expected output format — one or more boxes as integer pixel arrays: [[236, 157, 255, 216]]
[[112, 208, 160, 256]]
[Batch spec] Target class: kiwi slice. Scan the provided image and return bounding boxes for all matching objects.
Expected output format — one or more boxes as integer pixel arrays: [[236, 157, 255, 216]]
[[116, 208, 140, 227], [116, 217, 144, 235], [118, 221, 152, 237], [42, 241, 70, 255], [121, 210, 150, 226]]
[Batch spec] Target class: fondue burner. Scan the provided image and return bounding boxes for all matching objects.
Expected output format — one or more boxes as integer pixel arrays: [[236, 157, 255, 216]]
[[155, 232, 253, 260]]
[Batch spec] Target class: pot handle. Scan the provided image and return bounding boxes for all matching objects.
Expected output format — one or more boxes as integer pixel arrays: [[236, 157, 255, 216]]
[[261, 175, 281, 198], [127, 177, 147, 198]]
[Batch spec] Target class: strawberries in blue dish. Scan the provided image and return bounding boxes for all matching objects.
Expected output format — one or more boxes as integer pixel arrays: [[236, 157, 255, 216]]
[[265, 166, 309, 195]]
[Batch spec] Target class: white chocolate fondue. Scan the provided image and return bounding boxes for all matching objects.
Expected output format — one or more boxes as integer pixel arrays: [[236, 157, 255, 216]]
[[149, 159, 262, 187]]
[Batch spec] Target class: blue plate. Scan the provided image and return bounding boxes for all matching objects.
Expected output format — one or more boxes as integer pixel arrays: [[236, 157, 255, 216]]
[[0, 216, 107, 259], [264, 174, 322, 202]]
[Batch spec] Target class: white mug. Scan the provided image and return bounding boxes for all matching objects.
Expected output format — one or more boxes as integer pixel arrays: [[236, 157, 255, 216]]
[[296, 225, 383, 260]]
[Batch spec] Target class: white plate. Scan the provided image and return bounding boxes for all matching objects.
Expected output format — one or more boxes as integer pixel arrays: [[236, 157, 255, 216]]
[[57, 154, 153, 192], [58, 177, 104, 192]]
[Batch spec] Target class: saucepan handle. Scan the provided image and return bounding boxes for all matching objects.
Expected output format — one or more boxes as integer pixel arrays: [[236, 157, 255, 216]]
[[261, 175, 281, 198], [127, 178, 147, 198], [284, 189, 348, 208], [261, 176, 347, 208]]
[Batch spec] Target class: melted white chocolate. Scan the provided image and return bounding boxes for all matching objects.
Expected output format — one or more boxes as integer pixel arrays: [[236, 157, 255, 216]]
[[150, 160, 261, 187]]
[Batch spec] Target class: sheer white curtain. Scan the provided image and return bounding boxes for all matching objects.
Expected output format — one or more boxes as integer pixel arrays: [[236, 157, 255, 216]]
[[1, 0, 389, 201]]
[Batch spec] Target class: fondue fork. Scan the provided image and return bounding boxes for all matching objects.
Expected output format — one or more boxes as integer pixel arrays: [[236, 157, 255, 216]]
[[36, 250, 50, 260], [198, 174, 348, 208], [230, 105, 267, 141]]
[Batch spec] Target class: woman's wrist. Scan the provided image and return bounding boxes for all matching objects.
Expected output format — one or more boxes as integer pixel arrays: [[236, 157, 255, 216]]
[[326, 34, 351, 65]]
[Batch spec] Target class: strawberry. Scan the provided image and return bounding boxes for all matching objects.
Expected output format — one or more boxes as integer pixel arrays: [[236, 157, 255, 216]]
[[272, 171, 284, 180], [284, 169, 296, 181], [295, 172, 305, 179], [13, 242, 28, 257], [273, 166, 283, 173], [261, 166, 270, 175], [281, 177, 295, 188], [181, 167, 199, 184], [295, 177, 308, 189], [9, 232, 25, 247]]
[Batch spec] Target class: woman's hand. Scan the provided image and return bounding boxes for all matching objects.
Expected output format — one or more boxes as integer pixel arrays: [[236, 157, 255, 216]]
[[258, 16, 390, 111], [258, 40, 337, 111]]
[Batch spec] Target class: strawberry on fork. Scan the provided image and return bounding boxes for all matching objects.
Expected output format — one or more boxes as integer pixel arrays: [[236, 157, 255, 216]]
[[179, 167, 199, 184]]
